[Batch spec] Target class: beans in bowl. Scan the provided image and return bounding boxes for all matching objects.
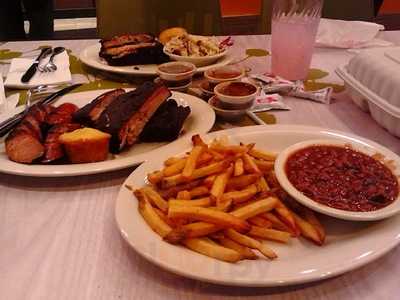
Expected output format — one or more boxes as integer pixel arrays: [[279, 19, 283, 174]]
[[285, 145, 399, 212]]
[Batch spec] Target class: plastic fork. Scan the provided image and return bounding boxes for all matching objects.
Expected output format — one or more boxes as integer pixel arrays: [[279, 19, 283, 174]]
[[38, 47, 65, 73]]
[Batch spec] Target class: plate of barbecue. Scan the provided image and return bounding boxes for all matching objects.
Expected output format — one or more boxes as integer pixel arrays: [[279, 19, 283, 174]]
[[0, 82, 215, 177], [80, 33, 232, 76]]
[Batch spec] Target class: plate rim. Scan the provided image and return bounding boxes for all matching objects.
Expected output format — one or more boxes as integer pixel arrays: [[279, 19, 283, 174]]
[[0, 89, 215, 177], [115, 124, 400, 287], [79, 43, 233, 76]]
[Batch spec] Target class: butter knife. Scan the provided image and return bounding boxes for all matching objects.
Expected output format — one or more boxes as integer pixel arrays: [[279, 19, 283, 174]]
[[21, 47, 53, 83]]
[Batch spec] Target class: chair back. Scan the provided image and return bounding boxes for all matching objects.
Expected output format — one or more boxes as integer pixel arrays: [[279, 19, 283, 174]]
[[96, 0, 222, 39]]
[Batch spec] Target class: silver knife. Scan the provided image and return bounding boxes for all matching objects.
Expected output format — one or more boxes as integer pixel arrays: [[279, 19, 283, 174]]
[[21, 47, 53, 83]]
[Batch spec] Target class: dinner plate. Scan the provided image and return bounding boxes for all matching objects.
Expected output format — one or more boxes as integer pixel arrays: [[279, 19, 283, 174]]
[[80, 44, 232, 76], [0, 89, 215, 177], [115, 125, 400, 287]]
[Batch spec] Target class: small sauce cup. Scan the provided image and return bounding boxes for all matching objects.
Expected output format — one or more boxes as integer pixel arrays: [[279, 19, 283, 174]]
[[214, 81, 258, 106]]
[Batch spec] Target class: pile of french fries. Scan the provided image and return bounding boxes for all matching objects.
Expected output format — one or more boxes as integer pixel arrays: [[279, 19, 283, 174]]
[[129, 135, 326, 263]]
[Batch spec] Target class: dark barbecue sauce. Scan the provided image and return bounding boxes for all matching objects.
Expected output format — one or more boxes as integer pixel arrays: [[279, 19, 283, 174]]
[[285, 145, 399, 212]]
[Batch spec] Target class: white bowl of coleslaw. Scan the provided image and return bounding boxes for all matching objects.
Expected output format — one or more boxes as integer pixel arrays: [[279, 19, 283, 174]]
[[163, 34, 228, 67]]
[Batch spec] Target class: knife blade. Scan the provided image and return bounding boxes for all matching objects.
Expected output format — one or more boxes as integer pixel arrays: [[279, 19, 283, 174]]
[[0, 83, 82, 137], [21, 47, 52, 83]]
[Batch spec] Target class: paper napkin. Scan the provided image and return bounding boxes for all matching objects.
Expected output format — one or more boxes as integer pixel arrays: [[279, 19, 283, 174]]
[[316, 18, 394, 49], [4, 51, 72, 89]]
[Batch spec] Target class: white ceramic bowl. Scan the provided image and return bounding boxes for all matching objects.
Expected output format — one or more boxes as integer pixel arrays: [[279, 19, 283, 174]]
[[204, 65, 245, 84], [214, 81, 258, 106], [275, 139, 400, 221], [163, 47, 228, 67], [208, 95, 250, 121], [156, 61, 196, 82]]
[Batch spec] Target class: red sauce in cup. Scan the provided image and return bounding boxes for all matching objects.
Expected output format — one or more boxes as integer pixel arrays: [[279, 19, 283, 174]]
[[220, 82, 257, 97], [208, 70, 241, 79], [285, 145, 399, 212], [158, 64, 193, 74]]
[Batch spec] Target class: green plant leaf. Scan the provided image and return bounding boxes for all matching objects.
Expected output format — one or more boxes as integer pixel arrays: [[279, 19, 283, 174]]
[[306, 68, 329, 81], [71, 79, 133, 93], [0, 49, 22, 60], [245, 48, 270, 57]]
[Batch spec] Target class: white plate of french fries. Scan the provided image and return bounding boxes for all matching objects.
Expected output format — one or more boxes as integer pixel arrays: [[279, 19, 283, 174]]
[[115, 125, 400, 286]]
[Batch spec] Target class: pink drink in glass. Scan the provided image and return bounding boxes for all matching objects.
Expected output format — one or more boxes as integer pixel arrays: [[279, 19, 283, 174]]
[[271, 15, 320, 80]]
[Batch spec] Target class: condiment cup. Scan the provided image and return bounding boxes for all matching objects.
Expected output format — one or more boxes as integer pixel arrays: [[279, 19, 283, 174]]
[[204, 65, 245, 85], [199, 81, 215, 98], [208, 95, 251, 121], [157, 61, 196, 82], [214, 81, 258, 106], [154, 77, 192, 92], [275, 139, 400, 221]]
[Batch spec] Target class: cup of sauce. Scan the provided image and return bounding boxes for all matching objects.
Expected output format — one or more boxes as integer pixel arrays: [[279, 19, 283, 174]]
[[157, 62, 196, 89], [204, 66, 245, 88], [214, 81, 258, 106]]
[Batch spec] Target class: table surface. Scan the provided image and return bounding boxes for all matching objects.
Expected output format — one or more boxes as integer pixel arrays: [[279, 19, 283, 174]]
[[1, 32, 400, 300]]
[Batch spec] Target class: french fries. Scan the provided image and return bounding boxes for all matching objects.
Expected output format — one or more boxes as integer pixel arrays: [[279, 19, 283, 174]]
[[168, 205, 251, 233], [133, 135, 326, 263]]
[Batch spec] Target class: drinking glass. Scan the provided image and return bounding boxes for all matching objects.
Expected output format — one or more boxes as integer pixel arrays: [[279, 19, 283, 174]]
[[271, 0, 323, 80]]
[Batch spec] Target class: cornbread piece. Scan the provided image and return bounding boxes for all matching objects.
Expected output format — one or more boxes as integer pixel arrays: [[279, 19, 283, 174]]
[[140, 99, 191, 142], [95, 82, 171, 153], [99, 34, 169, 66], [59, 128, 111, 163], [5, 104, 54, 163]]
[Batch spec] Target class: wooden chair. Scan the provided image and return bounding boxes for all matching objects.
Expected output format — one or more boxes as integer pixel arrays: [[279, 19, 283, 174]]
[[96, 0, 222, 39]]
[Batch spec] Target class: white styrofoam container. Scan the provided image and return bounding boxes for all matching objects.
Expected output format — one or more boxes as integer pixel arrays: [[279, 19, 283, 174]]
[[336, 47, 400, 138]]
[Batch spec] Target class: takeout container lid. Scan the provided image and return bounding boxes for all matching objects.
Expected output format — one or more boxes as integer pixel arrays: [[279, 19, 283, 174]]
[[336, 47, 400, 137]]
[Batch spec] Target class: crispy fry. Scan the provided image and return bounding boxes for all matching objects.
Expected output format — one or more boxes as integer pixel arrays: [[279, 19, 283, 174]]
[[255, 176, 270, 193], [183, 238, 241, 263], [147, 171, 163, 185], [254, 159, 275, 172], [159, 179, 203, 199], [222, 184, 258, 204], [192, 134, 207, 147], [138, 197, 172, 238], [231, 197, 278, 220], [169, 197, 212, 207], [162, 159, 233, 188], [302, 209, 326, 243], [292, 212, 323, 246], [163, 227, 187, 244], [243, 153, 262, 174], [248, 226, 291, 243], [162, 159, 186, 177], [168, 205, 251, 233], [189, 186, 209, 198], [225, 229, 277, 259], [182, 222, 221, 238], [209, 144, 248, 154], [226, 174, 261, 191], [248, 216, 273, 228], [177, 190, 191, 200], [275, 199, 298, 234], [249, 148, 277, 161], [203, 175, 216, 188], [164, 156, 184, 166], [153, 207, 176, 228], [141, 186, 169, 212], [265, 170, 280, 189], [217, 236, 258, 260], [211, 165, 233, 208], [261, 212, 294, 235], [234, 158, 244, 176], [182, 145, 206, 179], [207, 149, 225, 161]]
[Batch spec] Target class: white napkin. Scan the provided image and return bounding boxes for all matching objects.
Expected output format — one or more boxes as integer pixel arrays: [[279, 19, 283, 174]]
[[316, 18, 394, 49], [0, 94, 21, 124], [4, 51, 72, 89]]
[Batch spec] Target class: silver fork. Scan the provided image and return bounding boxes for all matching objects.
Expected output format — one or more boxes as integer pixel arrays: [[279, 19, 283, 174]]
[[38, 47, 65, 73]]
